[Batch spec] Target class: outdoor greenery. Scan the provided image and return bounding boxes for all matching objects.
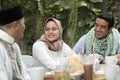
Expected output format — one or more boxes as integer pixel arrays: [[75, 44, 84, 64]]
[[0, 0, 120, 55]]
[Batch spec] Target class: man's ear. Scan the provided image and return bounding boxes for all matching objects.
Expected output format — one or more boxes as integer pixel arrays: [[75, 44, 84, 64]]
[[11, 21, 18, 30], [108, 27, 112, 32]]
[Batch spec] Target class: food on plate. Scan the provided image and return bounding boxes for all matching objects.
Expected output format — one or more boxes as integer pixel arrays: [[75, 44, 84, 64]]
[[54, 71, 70, 80], [68, 50, 83, 73]]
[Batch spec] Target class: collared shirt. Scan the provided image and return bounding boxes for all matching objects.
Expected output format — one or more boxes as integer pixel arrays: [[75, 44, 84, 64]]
[[0, 29, 31, 80]]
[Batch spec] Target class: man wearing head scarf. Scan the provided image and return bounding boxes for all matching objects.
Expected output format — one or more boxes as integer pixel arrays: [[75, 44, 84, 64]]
[[73, 13, 120, 63], [0, 6, 31, 80], [32, 18, 73, 72]]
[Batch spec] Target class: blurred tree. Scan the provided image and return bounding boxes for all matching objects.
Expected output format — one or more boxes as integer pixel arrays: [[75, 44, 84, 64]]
[[0, 0, 119, 55]]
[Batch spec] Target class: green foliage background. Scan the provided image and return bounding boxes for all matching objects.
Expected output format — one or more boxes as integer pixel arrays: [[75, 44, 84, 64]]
[[0, 0, 120, 55]]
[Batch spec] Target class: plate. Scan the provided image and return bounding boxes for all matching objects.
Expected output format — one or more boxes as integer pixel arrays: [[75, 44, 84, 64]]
[[46, 70, 83, 77], [45, 71, 55, 76], [70, 71, 84, 77], [70, 72, 81, 76], [93, 78, 105, 80]]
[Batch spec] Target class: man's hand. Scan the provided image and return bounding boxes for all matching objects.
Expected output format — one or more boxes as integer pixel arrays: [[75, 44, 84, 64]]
[[115, 54, 120, 65]]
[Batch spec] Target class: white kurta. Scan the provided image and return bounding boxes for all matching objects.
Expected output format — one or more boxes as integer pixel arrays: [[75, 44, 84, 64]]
[[0, 29, 31, 80], [32, 40, 72, 72]]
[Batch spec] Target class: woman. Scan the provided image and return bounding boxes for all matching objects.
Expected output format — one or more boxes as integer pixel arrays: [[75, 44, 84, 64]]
[[32, 18, 72, 72]]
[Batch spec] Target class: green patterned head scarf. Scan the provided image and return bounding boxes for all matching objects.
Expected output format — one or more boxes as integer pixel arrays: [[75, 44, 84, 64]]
[[85, 28, 119, 57]]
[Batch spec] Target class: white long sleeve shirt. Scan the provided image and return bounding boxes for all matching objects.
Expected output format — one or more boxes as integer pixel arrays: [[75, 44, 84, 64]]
[[32, 40, 72, 72]]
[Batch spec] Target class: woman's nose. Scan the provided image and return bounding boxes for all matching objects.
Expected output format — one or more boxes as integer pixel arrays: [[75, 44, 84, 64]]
[[48, 29, 53, 33]]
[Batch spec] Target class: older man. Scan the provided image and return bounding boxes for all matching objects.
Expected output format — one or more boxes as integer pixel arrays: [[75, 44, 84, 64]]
[[0, 6, 31, 80]]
